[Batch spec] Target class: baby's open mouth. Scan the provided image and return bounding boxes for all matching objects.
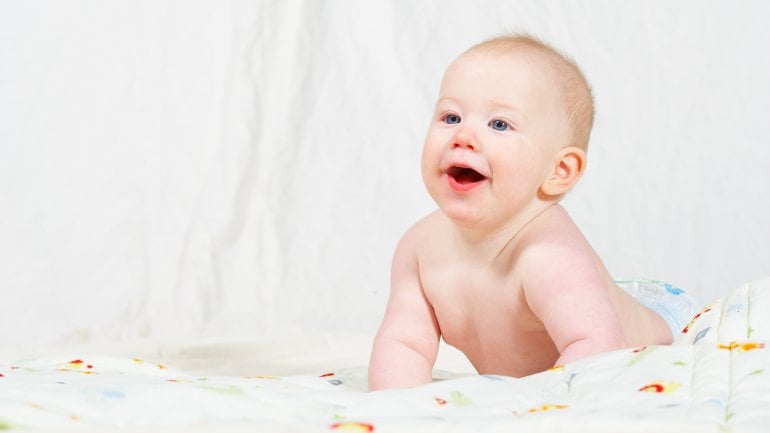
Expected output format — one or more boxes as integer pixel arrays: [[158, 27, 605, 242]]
[[447, 166, 486, 185]]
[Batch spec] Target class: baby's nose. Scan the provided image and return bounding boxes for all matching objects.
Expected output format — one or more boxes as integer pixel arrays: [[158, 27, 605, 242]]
[[452, 130, 476, 151]]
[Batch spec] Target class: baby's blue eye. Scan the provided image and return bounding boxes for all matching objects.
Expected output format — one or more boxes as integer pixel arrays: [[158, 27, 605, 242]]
[[489, 119, 510, 131], [444, 114, 461, 124]]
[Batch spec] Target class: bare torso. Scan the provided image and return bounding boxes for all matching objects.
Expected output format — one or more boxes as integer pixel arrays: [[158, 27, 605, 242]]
[[415, 205, 671, 377]]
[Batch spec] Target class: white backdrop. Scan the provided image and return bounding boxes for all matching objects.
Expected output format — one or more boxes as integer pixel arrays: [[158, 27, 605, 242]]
[[1, 1, 769, 350]]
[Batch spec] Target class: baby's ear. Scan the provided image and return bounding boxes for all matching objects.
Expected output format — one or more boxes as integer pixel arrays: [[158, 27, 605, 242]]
[[540, 147, 586, 197]]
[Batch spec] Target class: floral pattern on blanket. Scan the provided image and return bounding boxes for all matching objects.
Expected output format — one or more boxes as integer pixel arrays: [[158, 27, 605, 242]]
[[2, 278, 770, 432]]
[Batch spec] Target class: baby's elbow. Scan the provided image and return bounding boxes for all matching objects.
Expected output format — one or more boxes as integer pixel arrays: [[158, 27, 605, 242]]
[[594, 330, 627, 354], [559, 335, 625, 364]]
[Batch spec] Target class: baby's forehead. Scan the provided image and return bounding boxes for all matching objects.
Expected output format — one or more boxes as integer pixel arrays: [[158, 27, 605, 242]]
[[462, 43, 559, 75]]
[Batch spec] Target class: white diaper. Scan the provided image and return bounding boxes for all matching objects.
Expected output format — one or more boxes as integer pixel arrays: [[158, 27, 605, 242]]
[[616, 279, 703, 338]]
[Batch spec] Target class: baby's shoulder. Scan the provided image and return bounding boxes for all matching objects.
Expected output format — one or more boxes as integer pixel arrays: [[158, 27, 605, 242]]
[[405, 210, 449, 238], [395, 210, 451, 256], [515, 207, 592, 263]]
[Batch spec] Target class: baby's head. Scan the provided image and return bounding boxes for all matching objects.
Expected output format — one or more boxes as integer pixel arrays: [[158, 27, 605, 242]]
[[421, 34, 595, 226], [457, 34, 594, 152]]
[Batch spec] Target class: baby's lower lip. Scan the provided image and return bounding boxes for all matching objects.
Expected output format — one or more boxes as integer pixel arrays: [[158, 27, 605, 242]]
[[447, 174, 486, 192]]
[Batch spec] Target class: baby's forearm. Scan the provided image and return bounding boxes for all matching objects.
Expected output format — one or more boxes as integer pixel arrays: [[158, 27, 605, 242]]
[[368, 336, 434, 391]]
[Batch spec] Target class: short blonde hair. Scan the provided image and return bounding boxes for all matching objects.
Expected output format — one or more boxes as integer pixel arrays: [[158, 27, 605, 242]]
[[467, 34, 595, 151]]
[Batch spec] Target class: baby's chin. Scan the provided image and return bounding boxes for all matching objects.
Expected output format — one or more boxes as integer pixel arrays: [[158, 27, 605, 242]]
[[435, 202, 492, 229]]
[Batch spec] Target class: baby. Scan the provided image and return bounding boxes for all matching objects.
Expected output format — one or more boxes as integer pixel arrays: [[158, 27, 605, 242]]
[[368, 34, 699, 390]]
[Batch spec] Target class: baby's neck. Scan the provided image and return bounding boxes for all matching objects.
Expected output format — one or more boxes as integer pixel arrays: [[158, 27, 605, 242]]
[[450, 202, 560, 261]]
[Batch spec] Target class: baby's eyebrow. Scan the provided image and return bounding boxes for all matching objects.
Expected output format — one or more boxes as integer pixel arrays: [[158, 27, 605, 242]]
[[488, 100, 526, 117], [434, 97, 460, 107]]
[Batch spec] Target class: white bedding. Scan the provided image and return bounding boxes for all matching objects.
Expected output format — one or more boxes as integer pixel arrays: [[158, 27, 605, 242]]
[[3, 278, 769, 432]]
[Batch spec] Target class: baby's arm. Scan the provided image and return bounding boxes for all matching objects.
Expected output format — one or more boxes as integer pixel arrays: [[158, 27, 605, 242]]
[[368, 229, 440, 391], [522, 236, 627, 366]]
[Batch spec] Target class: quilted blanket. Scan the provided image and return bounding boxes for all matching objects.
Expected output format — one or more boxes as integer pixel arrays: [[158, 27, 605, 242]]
[[2, 278, 769, 433]]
